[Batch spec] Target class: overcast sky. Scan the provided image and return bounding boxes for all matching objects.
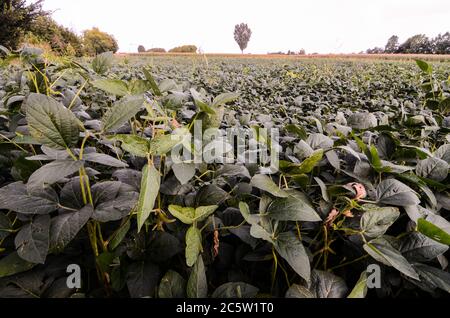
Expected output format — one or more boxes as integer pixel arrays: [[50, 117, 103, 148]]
[[41, 0, 450, 54]]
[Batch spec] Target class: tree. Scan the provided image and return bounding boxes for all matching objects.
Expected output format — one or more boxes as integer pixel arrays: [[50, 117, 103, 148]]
[[27, 16, 83, 56], [385, 35, 399, 53], [83, 27, 119, 55], [0, 0, 46, 49], [366, 47, 384, 54], [433, 32, 450, 54], [398, 34, 432, 54], [169, 45, 197, 53], [234, 23, 252, 54], [138, 45, 146, 53], [147, 48, 166, 53]]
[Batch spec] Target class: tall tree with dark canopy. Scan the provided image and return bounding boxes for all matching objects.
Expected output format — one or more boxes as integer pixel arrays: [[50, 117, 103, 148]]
[[0, 0, 46, 49], [234, 23, 252, 54], [433, 32, 450, 54], [385, 35, 399, 53], [398, 34, 433, 54]]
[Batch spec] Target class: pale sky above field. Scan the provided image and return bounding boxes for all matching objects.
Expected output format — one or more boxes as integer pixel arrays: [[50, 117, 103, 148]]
[[41, 0, 450, 54]]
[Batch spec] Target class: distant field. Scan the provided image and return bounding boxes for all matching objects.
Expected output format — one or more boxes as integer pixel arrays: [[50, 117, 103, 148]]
[[118, 52, 450, 62]]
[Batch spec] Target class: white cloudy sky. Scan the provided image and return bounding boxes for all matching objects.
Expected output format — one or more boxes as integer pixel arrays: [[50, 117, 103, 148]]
[[41, 0, 450, 54]]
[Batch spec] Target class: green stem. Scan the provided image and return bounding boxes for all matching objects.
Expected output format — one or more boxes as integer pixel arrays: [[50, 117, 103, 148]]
[[328, 255, 369, 271]]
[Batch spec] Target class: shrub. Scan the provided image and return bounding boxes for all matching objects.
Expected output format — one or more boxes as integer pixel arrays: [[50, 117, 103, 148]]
[[27, 16, 83, 56], [137, 45, 146, 53], [147, 47, 166, 53], [169, 45, 197, 53], [83, 27, 119, 56]]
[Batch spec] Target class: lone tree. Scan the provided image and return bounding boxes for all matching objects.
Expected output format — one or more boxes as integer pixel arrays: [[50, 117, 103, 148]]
[[83, 27, 119, 55], [385, 35, 399, 53], [138, 45, 146, 53], [234, 23, 252, 54]]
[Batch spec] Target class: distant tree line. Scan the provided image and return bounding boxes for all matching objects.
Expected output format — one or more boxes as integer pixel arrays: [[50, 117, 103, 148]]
[[367, 33, 450, 54], [136, 45, 197, 53], [1, 0, 119, 56], [268, 49, 306, 55]]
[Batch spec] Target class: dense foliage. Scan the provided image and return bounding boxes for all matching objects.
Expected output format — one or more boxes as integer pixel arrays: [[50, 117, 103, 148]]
[[367, 32, 450, 55], [147, 48, 166, 53], [234, 23, 252, 54], [27, 16, 84, 57], [83, 28, 119, 56], [169, 45, 198, 53], [0, 50, 449, 298], [0, 0, 46, 49]]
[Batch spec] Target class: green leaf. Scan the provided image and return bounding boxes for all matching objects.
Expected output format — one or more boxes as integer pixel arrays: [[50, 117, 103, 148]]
[[416, 157, 449, 182], [399, 232, 448, 262], [92, 79, 129, 96], [108, 220, 131, 250], [360, 205, 400, 239], [415, 59, 432, 74], [27, 160, 84, 192], [26, 93, 81, 150], [297, 149, 324, 174], [0, 213, 12, 240], [347, 271, 368, 298], [211, 282, 259, 298], [0, 252, 36, 278], [83, 152, 128, 168], [194, 205, 218, 222], [284, 124, 307, 140], [190, 88, 215, 115], [368, 145, 385, 171], [168, 205, 195, 224], [92, 51, 113, 75], [413, 263, 450, 293], [158, 270, 186, 298], [238, 202, 258, 225], [96, 252, 115, 273], [211, 92, 239, 108], [363, 236, 419, 280], [439, 97, 450, 115], [15, 215, 50, 264], [101, 95, 144, 132], [195, 184, 230, 206], [149, 133, 184, 156], [267, 190, 321, 222], [314, 177, 330, 202], [108, 134, 149, 157], [185, 226, 202, 267], [435, 144, 450, 164], [187, 255, 207, 298], [285, 284, 315, 298], [0, 182, 58, 214], [238, 202, 274, 243], [126, 260, 160, 298], [417, 218, 450, 245], [274, 231, 310, 283], [376, 179, 420, 207], [250, 174, 289, 198], [49, 205, 93, 253], [172, 163, 196, 185], [311, 270, 348, 298], [168, 205, 218, 225], [143, 68, 162, 96], [249, 223, 274, 243], [128, 80, 149, 95], [348, 112, 378, 130], [136, 164, 160, 232]]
